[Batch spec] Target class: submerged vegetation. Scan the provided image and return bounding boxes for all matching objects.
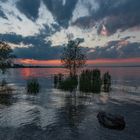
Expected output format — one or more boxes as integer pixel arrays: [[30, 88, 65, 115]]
[[102, 72, 111, 92], [54, 69, 111, 93], [58, 75, 78, 92], [27, 79, 40, 94], [79, 69, 102, 93]]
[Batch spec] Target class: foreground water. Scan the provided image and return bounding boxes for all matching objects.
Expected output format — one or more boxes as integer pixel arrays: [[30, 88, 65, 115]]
[[0, 67, 140, 140]]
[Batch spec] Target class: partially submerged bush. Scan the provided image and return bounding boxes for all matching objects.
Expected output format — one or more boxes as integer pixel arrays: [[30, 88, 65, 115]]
[[54, 73, 64, 87], [27, 79, 40, 94], [79, 69, 102, 93], [102, 72, 111, 92], [58, 75, 78, 92], [54, 69, 111, 94]]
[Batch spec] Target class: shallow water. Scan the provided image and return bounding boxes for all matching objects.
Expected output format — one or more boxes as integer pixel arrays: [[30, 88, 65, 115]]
[[0, 67, 140, 140]]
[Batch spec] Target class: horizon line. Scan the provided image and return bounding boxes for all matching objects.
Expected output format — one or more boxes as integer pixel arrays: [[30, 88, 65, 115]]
[[15, 57, 140, 66]]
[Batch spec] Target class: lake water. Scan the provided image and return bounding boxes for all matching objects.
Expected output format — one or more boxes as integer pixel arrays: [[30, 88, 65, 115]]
[[0, 67, 140, 140]]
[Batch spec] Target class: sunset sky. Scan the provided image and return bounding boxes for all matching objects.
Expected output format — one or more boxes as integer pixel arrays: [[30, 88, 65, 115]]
[[16, 58, 140, 66], [0, 0, 140, 65]]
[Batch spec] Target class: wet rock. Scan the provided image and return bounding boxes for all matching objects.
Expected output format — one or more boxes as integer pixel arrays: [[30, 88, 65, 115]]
[[97, 111, 125, 130]]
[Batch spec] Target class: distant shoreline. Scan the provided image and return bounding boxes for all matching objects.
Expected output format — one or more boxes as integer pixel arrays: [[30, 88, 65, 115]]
[[8, 65, 140, 68], [11, 66, 64, 68]]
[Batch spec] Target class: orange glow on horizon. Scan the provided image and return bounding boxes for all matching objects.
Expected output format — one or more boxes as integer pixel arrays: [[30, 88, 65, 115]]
[[20, 68, 68, 78], [16, 59, 62, 66], [16, 58, 140, 66]]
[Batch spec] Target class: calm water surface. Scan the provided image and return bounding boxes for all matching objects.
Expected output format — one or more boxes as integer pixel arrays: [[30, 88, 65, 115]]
[[0, 67, 140, 140]]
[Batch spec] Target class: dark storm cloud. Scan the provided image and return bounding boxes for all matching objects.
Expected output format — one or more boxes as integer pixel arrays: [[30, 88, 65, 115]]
[[0, 0, 8, 2], [0, 0, 140, 60], [72, 16, 95, 28], [74, 0, 140, 34], [99, 0, 140, 33], [0, 33, 23, 44], [14, 42, 63, 60], [0, 32, 140, 60], [15, 0, 140, 32], [0, 5, 7, 19], [42, 0, 77, 27], [16, 0, 41, 21], [0, 33, 63, 60], [120, 42, 140, 58], [88, 41, 140, 59], [15, 0, 77, 26], [0, 9, 7, 19]]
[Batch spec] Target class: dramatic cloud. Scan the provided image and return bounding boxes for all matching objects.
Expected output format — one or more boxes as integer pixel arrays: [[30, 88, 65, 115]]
[[0, 33, 63, 60], [16, 0, 41, 21], [0, 8, 7, 19], [0, 0, 56, 36], [14, 43, 63, 60], [88, 41, 140, 59], [0, 0, 140, 60], [72, 0, 140, 34], [42, 0, 77, 27]]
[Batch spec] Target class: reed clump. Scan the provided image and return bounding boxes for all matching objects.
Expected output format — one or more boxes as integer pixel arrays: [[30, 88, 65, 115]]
[[102, 72, 111, 92], [79, 69, 102, 93], [58, 75, 78, 92], [27, 79, 40, 94], [54, 69, 111, 93]]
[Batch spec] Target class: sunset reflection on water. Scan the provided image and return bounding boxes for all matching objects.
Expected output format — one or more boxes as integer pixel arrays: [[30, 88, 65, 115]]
[[17, 67, 140, 86], [20, 68, 68, 79]]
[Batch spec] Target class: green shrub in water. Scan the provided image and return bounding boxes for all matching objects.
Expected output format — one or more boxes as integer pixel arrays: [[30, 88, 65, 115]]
[[58, 75, 78, 92], [79, 69, 102, 93], [27, 79, 40, 94], [54, 73, 64, 87], [102, 72, 111, 92], [54, 69, 111, 94]]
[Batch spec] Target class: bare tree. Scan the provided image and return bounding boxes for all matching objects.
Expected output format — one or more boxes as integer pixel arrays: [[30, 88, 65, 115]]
[[61, 38, 86, 76], [0, 41, 15, 73]]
